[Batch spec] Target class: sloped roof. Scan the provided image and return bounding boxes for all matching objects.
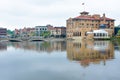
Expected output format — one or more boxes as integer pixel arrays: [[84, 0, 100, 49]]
[[73, 16, 99, 20], [73, 16, 114, 21]]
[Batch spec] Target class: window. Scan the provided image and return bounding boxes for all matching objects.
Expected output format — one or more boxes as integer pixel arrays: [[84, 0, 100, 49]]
[[79, 32, 81, 36], [100, 33, 102, 36], [82, 23, 84, 25], [94, 33, 96, 36], [103, 33, 105, 36], [85, 32, 87, 36]]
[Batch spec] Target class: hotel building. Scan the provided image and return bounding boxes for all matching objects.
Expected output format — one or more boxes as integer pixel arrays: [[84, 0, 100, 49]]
[[66, 11, 115, 40]]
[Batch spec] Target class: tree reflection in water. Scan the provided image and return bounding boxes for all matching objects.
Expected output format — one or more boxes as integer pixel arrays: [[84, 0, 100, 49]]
[[8, 41, 66, 53], [0, 42, 7, 51]]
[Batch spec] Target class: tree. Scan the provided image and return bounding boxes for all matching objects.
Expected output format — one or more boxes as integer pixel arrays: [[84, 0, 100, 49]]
[[7, 30, 14, 35], [30, 32, 36, 36], [117, 30, 120, 36], [41, 31, 51, 38], [7, 30, 15, 38]]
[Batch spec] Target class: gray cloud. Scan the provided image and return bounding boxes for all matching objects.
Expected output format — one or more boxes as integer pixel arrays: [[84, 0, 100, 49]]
[[23, 0, 63, 6], [0, 0, 119, 30]]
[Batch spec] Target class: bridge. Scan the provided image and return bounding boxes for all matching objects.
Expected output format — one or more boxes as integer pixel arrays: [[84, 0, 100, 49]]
[[8, 37, 48, 42]]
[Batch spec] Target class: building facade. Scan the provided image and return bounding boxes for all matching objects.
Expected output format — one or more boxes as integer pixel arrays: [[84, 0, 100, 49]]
[[35, 26, 48, 36], [66, 11, 115, 40], [47, 25, 55, 37], [0, 28, 7, 38], [14, 27, 35, 38], [35, 25, 66, 38], [54, 27, 66, 38]]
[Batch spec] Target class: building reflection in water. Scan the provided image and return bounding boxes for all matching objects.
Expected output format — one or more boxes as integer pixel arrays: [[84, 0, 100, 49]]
[[8, 41, 66, 53], [67, 40, 114, 67], [0, 42, 7, 51], [7, 40, 115, 67]]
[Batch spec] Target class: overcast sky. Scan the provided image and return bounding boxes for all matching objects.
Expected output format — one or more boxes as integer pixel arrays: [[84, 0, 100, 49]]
[[0, 0, 119, 30]]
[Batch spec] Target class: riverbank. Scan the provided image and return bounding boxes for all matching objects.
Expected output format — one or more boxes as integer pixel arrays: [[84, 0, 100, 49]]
[[45, 38, 66, 41], [0, 38, 8, 42], [111, 37, 120, 41]]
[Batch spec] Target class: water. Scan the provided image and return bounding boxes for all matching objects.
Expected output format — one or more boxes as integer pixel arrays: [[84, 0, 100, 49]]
[[0, 40, 120, 80]]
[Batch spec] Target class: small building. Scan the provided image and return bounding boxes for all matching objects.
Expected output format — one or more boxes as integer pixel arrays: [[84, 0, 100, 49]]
[[26, 28, 35, 37], [54, 27, 66, 38], [14, 27, 35, 38], [0, 28, 7, 38], [47, 25, 54, 37], [35, 26, 48, 36]]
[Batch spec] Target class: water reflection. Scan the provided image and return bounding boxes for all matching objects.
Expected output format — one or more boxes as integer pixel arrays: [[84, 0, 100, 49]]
[[114, 40, 120, 51], [67, 40, 114, 67], [6, 40, 117, 67], [0, 42, 7, 51], [8, 41, 66, 53], [1, 40, 120, 80]]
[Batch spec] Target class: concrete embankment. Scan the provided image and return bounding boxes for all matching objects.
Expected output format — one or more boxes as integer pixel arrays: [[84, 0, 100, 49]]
[[45, 38, 66, 41], [0, 38, 8, 42]]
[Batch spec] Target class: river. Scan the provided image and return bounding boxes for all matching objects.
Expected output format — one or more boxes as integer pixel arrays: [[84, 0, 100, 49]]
[[0, 40, 120, 80]]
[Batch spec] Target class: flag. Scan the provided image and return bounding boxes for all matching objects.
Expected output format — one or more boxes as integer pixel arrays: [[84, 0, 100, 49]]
[[82, 3, 84, 5]]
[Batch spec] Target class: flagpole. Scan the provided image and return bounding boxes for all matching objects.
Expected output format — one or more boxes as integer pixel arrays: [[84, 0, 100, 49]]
[[82, 3, 85, 11]]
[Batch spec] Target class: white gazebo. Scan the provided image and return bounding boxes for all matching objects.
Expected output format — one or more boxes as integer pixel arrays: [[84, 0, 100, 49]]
[[87, 30, 110, 39], [93, 30, 109, 39]]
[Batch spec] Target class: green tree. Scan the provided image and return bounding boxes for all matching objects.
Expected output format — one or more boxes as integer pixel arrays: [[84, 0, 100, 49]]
[[7, 30, 14, 35], [7, 30, 15, 38], [41, 31, 51, 38], [30, 32, 36, 36], [117, 30, 120, 36]]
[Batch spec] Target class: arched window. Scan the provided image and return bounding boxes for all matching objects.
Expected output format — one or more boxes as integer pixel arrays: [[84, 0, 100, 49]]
[[77, 32, 79, 36], [85, 32, 87, 36], [94, 33, 96, 36], [100, 33, 102, 36], [79, 32, 81, 36], [103, 33, 105, 36]]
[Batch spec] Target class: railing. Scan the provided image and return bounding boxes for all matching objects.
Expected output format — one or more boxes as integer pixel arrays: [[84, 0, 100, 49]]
[[94, 36, 110, 39]]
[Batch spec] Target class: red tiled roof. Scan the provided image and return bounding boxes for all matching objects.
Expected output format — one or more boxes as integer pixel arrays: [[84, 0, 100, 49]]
[[73, 16, 98, 20], [73, 16, 115, 21], [100, 17, 115, 21]]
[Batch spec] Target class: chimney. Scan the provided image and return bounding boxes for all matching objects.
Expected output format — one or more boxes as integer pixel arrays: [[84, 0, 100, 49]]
[[103, 13, 106, 24], [103, 13, 105, 18]]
